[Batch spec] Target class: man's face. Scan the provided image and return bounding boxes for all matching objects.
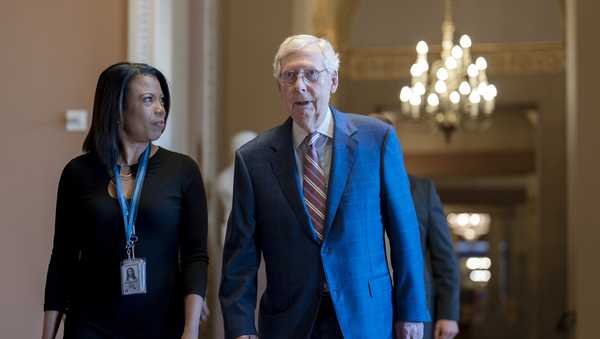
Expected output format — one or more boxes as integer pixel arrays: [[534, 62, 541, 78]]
[[277, 46, 338, 132]]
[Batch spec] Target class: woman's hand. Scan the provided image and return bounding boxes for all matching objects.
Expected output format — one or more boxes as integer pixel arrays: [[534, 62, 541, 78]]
[[200, 298, 210, 321], [181, 294, 210, 339], [41, 311, 63, 339]]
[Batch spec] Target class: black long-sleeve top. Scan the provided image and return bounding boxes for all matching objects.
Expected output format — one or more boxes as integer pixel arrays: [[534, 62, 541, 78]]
[[44, 147, 208, 338]]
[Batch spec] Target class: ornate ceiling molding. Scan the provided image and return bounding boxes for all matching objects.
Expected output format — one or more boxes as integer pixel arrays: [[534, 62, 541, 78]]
[[342, 42, 565, 80]]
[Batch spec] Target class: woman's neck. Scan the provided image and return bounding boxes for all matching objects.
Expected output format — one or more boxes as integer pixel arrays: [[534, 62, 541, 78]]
[[120, 140, 150, 166]]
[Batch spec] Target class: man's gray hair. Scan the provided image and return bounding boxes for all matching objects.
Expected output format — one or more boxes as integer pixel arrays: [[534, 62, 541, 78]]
[[272, 34, 340, 79]]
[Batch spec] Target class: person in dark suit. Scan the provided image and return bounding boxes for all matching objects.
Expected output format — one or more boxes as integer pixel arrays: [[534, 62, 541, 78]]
[[409, 176, 460, 339], [219, 34, 429, 339]]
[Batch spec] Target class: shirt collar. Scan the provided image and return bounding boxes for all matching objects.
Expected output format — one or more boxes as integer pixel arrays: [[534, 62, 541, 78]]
[[293, 107, 334, 149]]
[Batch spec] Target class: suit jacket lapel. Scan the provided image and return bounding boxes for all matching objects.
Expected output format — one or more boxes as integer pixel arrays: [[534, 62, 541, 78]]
[[324, 109, 357, 238], [269, 118, 318, 244]]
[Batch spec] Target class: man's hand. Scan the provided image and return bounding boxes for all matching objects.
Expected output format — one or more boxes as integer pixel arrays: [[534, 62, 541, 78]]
[[235, 336, 258, 339], [434, 319, 459, 339], [395, 321, 424, 339]]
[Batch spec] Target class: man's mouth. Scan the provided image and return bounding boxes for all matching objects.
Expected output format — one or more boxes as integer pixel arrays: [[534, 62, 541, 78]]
[[294, 100, 312, 106]]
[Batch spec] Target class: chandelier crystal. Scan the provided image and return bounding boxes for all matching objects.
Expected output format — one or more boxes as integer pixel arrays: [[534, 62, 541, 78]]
[[399, 0, 497, 142]]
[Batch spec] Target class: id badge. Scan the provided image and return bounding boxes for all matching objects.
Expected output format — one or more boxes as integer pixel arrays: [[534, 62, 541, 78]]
[[120, 258, 147, 295]]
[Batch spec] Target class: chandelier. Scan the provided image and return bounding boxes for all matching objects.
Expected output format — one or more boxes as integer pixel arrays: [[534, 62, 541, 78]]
[[399, 0, 497, 142], [446, 212, 491, 241]]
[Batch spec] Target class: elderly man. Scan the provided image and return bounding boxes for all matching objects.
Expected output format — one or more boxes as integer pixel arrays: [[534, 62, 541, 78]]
[[219, 34, 430, 339]]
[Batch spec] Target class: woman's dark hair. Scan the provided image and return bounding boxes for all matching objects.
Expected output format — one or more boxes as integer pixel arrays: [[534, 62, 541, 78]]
[[82, 62, 171, 170]]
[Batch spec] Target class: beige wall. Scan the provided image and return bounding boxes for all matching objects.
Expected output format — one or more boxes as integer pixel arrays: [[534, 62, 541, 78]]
[[566, 1, 600, 338], [208, 1, 294, 337], [0, 1, 126, 337], [221, 0, 294, 168]]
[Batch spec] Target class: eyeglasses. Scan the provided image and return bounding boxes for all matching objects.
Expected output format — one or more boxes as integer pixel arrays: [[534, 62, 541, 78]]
[[279, 68, 328, 85]]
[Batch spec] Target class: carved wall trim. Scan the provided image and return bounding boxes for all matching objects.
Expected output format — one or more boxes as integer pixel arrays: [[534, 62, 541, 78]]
[[342, 42, 565, 80]]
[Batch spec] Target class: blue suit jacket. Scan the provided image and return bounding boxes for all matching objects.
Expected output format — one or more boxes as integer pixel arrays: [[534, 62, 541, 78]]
[[219, 109, 430, 339]]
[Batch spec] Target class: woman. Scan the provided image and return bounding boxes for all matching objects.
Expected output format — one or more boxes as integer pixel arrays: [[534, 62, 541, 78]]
[[42, 63, 209, 339]]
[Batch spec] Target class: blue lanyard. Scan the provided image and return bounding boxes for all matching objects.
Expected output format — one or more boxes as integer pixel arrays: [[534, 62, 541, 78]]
[[113, 143, 151, 250]]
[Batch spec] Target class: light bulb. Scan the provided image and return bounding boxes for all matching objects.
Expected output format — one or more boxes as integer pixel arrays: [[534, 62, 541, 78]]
[[476, 56, 488, 70], [469, 90, 481, 104], [413, 82, 426, 96], [459, 81, 471, 95], [469, 270, 491, 283], [409, 94, 422, 106], [457, 213, 469, 226], [480, 257, 492, 270], [482, 88, 495, 101], [477, 82, 488, 94], [410, 63, 423, 77], [416, 40, 429, 54], [434, 80, 448, 94], [399, 86, 412, 102], [488, 84, 497, 97], [445, 57, 458, 70], [450, 91, 461, 104], [467, 64, 479, 78], [466, 258, 480, 270], [436, 68, 449, 81], [459, 34, 472, 48], [427, 93, 439, 106], [451, 45, 463, 59]]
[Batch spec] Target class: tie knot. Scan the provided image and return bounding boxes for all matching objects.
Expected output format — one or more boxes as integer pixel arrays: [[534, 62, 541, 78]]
[[305, 132, 325, 148]]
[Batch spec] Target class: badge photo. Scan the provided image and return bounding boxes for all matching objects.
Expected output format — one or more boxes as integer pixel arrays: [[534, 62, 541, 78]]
[[120, 258, 147, 295]]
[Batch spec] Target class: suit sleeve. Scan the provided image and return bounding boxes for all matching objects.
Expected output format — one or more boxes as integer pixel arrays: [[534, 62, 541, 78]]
[[219, 150, 260, 338], [425, 179, 460, 321], [380, 127, 431, 322]]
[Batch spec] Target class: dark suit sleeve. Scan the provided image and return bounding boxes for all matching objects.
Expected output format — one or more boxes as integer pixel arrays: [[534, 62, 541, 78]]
[[425, 179, 460, 321], [380, 127, 431, 322], [219, 151, 260, 338]]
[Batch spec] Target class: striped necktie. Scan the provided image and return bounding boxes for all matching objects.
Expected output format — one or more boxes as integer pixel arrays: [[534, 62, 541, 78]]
[[303, 132, 328, 241]]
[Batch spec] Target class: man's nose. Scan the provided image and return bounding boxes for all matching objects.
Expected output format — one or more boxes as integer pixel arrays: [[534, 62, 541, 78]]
[[293, 73, 307, 92]]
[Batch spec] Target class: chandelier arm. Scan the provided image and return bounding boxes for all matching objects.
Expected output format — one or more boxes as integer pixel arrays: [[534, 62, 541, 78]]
[[442, 0, 455, 57]]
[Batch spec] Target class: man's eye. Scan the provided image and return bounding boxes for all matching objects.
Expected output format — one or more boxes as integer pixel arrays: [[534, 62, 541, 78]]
[[143, 96, 153, 104], [305, 70, 318, 78], [282, 71, 296, 80]]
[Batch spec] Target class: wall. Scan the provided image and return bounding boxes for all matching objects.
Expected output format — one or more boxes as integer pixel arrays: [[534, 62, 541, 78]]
[[566, 1, 600, 338], [0, 1, 126, 337], [221, 0, 294, 168], [209, 1, 294, 337]]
